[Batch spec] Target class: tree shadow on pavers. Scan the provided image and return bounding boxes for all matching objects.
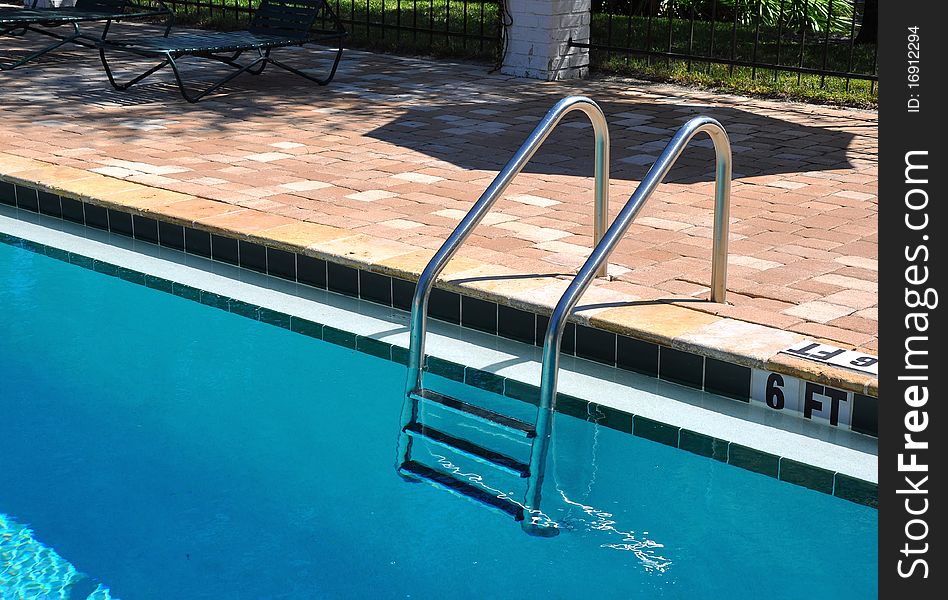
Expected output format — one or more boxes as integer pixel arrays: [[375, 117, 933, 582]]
[[573, 298, 711, 313], [447, 273, 714, 315], [363, 98, 858, 184], [1, 40, 353, 126], [3, 28, 859, 180], [448, 272, 575, 285]]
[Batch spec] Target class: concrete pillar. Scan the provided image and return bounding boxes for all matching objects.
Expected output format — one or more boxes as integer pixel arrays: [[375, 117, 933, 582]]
[[23, 0, 76, 8], [501, 0, 592, 81], [26, 0, 75, 7]]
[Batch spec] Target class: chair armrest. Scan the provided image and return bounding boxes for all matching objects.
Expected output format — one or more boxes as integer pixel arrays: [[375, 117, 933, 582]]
[[99, 1, 175, 40], [150, 0, 174, 36]]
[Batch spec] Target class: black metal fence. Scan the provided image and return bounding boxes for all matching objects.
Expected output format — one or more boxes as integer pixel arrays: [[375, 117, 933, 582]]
[[165, 1, 503, 61], [584, 0, 877, 92], [161, 0, 876, 98]]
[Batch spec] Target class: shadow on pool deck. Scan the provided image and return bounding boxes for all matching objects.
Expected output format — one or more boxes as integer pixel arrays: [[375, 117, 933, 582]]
[[54, 66, 859, 185], [3, 31, 856, 184], [365, 99, 858, 184]]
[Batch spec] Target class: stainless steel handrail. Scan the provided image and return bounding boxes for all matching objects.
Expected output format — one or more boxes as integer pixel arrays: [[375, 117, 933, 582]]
[[521, 116, 732, 536], [404, 96, 611, 396]]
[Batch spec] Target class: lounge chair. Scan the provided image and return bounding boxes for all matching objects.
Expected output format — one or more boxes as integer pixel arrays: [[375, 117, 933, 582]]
[[97, 0, 347, 103], [0, 0, 173, 71]]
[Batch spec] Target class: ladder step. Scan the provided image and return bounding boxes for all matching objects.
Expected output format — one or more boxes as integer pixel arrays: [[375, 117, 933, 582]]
[[404, 422, 530, 478], [410, 388, 536, 438], [399, 460, 525, 521]]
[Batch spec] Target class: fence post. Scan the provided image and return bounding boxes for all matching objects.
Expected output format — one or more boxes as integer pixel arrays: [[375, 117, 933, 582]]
[[501, 0, 592, 81]]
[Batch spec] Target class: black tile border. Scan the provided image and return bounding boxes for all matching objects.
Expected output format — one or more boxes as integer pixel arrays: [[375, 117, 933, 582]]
[[659, 347, 704, 389], [429, 287, 460, 324], [0, 226, 880, 508], [297, 254, 326, 289], [327, 261, 359, 297], [183, 227, 211, 257], [238, 240, 267, 274], [461, 295, 497, 335], [84, 203, 109, 231], [359, 269, 392, 307], [0, 190, 880, 430], [0, 181, 16, 206], [0, 188, 878, 428], [497, 305, 536, 345], [61, 197, 85, 225], [356, 335, 391, 360], [145, 274, 173, 294], [703, 358, 752, 402], [259, 306, 291, 329], [107, 209, 133, 237], [13, 185, 38, 212], [391, 277, 415, 311], [391, 345, 409, 366], [133, 215, 159, 245], [158, 220, 185, 251], [228, 299, 259, 319], [266, 247, 296, 282], [211, 234, 238, 266], [537, 315, 575, 355], [575, 324, 617, 366], [557, 393, 593, 422], [0, 190, 880, 414], [590, 402, 634, 434], [616, 335, 659, 377], [850, 394, 878, 437], [37, 191, 62, 218], [290, 316, 323, 339]]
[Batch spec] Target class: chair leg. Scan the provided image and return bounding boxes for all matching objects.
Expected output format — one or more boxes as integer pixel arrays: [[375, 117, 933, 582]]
[[98, 47, 172, 91], [1, 25, 29, 38], [166, 53, 269, 103], [99, 46, 269, 103], [96, 39, 344, 102], [0, 23, 81, 71], [266, 42, 344, 86], [203, 50, 266, 76], [246, 49, 268, 76], [202, 50, 245, 67]]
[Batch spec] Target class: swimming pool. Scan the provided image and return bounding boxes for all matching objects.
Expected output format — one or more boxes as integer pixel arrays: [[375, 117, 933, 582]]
[[1, 237, 877, 599]]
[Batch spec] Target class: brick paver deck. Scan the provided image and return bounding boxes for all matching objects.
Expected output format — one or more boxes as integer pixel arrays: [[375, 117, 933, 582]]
[[0, 31, 878, 353]]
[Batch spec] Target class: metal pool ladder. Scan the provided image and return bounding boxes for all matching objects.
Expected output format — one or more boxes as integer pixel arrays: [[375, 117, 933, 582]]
[[396, 96, 732, 537]]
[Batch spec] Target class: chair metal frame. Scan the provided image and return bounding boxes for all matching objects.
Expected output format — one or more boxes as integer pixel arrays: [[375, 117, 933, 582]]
[[0, 0, 173, 71], [96, 0, 347, 102]]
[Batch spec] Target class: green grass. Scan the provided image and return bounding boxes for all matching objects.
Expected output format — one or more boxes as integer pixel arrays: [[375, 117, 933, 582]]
[[165, 0, 877, 107], [589, 13, 877, 107], [595, 56, 876, 108]]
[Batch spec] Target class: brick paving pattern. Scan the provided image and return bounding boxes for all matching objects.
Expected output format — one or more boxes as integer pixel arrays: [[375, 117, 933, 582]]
[[0, 30, 878, 353]]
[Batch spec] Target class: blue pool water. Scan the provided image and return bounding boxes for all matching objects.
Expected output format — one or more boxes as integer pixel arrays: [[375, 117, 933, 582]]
[[1, 240, 877, 599]]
